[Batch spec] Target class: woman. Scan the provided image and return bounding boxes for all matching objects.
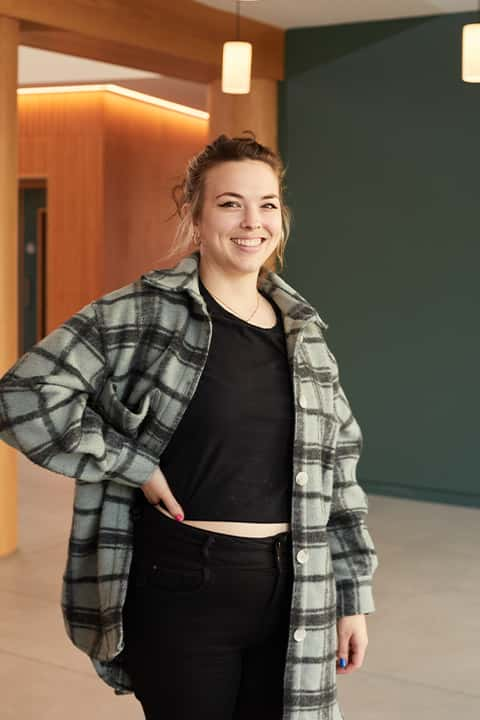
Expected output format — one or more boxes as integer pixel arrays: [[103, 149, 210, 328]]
[[0, 133, 378, 720]]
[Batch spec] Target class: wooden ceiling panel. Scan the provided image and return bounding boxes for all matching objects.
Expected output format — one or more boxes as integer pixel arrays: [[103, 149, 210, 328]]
[[8, 0, 284, 81]]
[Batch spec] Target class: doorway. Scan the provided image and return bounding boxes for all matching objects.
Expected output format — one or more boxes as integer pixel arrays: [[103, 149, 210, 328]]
[[18, 179, 47, 354]]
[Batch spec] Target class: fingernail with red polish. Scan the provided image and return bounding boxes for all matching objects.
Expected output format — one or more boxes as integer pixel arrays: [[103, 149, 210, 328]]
[[175, 514, 184, 522]]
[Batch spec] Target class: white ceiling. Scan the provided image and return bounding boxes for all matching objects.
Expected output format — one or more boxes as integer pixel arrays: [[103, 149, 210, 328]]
[[196, 0, 477, 29], [18, 1, 478, 110], [18, 50, 159, 85], [17, 47, 209, 109]]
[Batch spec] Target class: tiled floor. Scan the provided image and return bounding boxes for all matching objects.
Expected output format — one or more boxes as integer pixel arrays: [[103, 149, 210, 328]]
[[1, 454, 479, 719]]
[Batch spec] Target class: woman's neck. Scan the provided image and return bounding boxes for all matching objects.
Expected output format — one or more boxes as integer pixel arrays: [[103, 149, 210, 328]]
[[198, 264, 260, 314]]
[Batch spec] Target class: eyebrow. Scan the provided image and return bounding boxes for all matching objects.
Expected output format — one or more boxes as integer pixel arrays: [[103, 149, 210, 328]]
[[215, 192, 279, 200]]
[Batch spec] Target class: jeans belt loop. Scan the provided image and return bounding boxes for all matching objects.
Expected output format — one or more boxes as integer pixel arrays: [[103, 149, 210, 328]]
[[201, 535, 216, 583]]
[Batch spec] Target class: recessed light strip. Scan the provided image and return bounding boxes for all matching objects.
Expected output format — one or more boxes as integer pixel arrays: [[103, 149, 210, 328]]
[[17, 83, 209, 120]]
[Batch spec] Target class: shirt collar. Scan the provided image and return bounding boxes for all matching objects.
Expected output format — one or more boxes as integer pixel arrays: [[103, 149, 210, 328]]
[[141, 250, 328, 330]]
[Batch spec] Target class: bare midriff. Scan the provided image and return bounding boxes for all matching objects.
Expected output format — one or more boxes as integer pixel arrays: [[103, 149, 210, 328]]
[[155, 506, 290, 537]]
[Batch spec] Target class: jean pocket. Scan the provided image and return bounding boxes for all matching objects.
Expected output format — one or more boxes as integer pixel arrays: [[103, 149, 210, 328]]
[[147, 562, 211, 594]]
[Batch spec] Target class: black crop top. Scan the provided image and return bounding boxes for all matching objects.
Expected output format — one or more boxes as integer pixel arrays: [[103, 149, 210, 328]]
[[141, 277, 295, 522]]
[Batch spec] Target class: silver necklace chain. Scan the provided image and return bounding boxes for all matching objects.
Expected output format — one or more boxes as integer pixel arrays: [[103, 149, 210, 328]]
[[207, 287, 261, 322]]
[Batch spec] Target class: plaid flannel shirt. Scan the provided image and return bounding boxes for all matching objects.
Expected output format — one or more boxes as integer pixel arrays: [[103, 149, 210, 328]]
[[0, 250, 378, 720]]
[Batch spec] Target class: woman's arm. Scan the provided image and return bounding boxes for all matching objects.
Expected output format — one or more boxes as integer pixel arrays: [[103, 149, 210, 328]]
[[0, 301, 158, 486], [326, 352, 379, 618]]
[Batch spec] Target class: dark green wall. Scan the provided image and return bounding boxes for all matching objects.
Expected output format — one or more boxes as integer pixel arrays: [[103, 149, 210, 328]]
[[279, 12, 480, 508]]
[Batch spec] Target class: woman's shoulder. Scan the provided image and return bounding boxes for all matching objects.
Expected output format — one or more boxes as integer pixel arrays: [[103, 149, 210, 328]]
[[89, 272, 191, 342]]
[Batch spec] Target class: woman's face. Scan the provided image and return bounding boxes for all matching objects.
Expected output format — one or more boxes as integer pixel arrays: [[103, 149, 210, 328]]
[[194, 159, 283, 277]]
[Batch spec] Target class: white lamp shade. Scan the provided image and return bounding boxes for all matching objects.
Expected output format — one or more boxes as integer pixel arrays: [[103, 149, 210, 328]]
[[462, 23, 480, 82], [222, 41, 252, 94]]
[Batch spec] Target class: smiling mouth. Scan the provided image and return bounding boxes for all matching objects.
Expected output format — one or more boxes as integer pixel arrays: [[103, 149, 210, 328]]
[[231, 238, 266, 246]]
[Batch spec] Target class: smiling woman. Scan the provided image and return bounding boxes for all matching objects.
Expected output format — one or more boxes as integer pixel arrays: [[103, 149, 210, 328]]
[[166, 131, 292, 280], [0, 131, 378, 720], [165, 132, 290, 326], [192, 161, 284, 330]]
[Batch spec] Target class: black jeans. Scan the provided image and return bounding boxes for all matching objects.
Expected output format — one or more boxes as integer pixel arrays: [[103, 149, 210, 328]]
[[122, 495, 294, 720]]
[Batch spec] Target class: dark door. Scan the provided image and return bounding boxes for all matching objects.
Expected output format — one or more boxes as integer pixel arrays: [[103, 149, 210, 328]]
[[18, 180, 47, 354]]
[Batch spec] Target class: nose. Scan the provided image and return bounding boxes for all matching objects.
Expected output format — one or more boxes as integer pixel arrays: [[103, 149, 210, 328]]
[[240, 206, 262, 230]]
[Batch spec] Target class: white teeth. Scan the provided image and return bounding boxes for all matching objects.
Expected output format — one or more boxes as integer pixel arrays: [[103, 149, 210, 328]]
[[232, 238, 263, 246]]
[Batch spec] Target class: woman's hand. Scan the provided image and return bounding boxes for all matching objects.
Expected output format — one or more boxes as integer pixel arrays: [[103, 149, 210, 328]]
[[336, 614, 368, 674], [141, 466, 184, 521]]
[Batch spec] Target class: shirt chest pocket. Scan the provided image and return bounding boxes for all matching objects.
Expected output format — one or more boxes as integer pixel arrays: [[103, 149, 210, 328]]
[[95, 376, 161, 438]]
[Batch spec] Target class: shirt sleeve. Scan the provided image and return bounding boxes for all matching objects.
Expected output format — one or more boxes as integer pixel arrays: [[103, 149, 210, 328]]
[[0, 301, 158, 487], [326, 352, 379, 618]]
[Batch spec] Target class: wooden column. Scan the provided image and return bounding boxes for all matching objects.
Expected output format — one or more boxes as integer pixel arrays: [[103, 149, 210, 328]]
[[207, 76, 278, 152], [0, 15, 19, 557]]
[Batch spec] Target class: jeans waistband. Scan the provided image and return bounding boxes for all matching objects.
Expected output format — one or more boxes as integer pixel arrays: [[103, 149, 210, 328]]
[[132, 497, 293, 569]]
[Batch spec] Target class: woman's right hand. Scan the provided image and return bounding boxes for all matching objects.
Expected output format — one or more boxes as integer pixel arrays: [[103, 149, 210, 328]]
[[141, 466, 184, 521]]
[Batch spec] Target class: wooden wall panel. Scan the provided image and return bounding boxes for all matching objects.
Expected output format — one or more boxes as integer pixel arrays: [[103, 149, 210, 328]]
[[207, 77, 278, 151], [103, 92, 208, 292], [18, 91, 208, 330], [18, 93, 104, 332]]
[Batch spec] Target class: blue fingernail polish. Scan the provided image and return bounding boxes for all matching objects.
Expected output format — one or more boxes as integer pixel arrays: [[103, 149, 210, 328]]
[[339, 658, 347, 668]]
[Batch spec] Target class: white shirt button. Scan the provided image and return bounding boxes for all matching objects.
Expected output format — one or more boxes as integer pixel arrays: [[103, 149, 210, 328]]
[[298, 392, 308, 408], [294, 627, 307, 642], [296, 549, 309, 563], [295, 471, 308, 486]]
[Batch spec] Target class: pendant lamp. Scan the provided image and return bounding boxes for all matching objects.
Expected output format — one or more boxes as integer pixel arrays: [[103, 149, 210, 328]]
[[462, 1, 480, 82], [222, 1, 258, 94]]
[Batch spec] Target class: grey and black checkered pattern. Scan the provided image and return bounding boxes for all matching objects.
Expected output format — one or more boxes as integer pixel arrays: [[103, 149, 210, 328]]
[[0, 250, 378, 720]]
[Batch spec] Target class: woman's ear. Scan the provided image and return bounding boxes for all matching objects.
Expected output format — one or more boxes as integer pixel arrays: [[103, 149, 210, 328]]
[[181, 202, 190, 219]]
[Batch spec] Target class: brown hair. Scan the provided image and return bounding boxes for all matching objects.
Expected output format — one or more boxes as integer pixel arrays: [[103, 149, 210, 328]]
[[166, 131, 292, 281]]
